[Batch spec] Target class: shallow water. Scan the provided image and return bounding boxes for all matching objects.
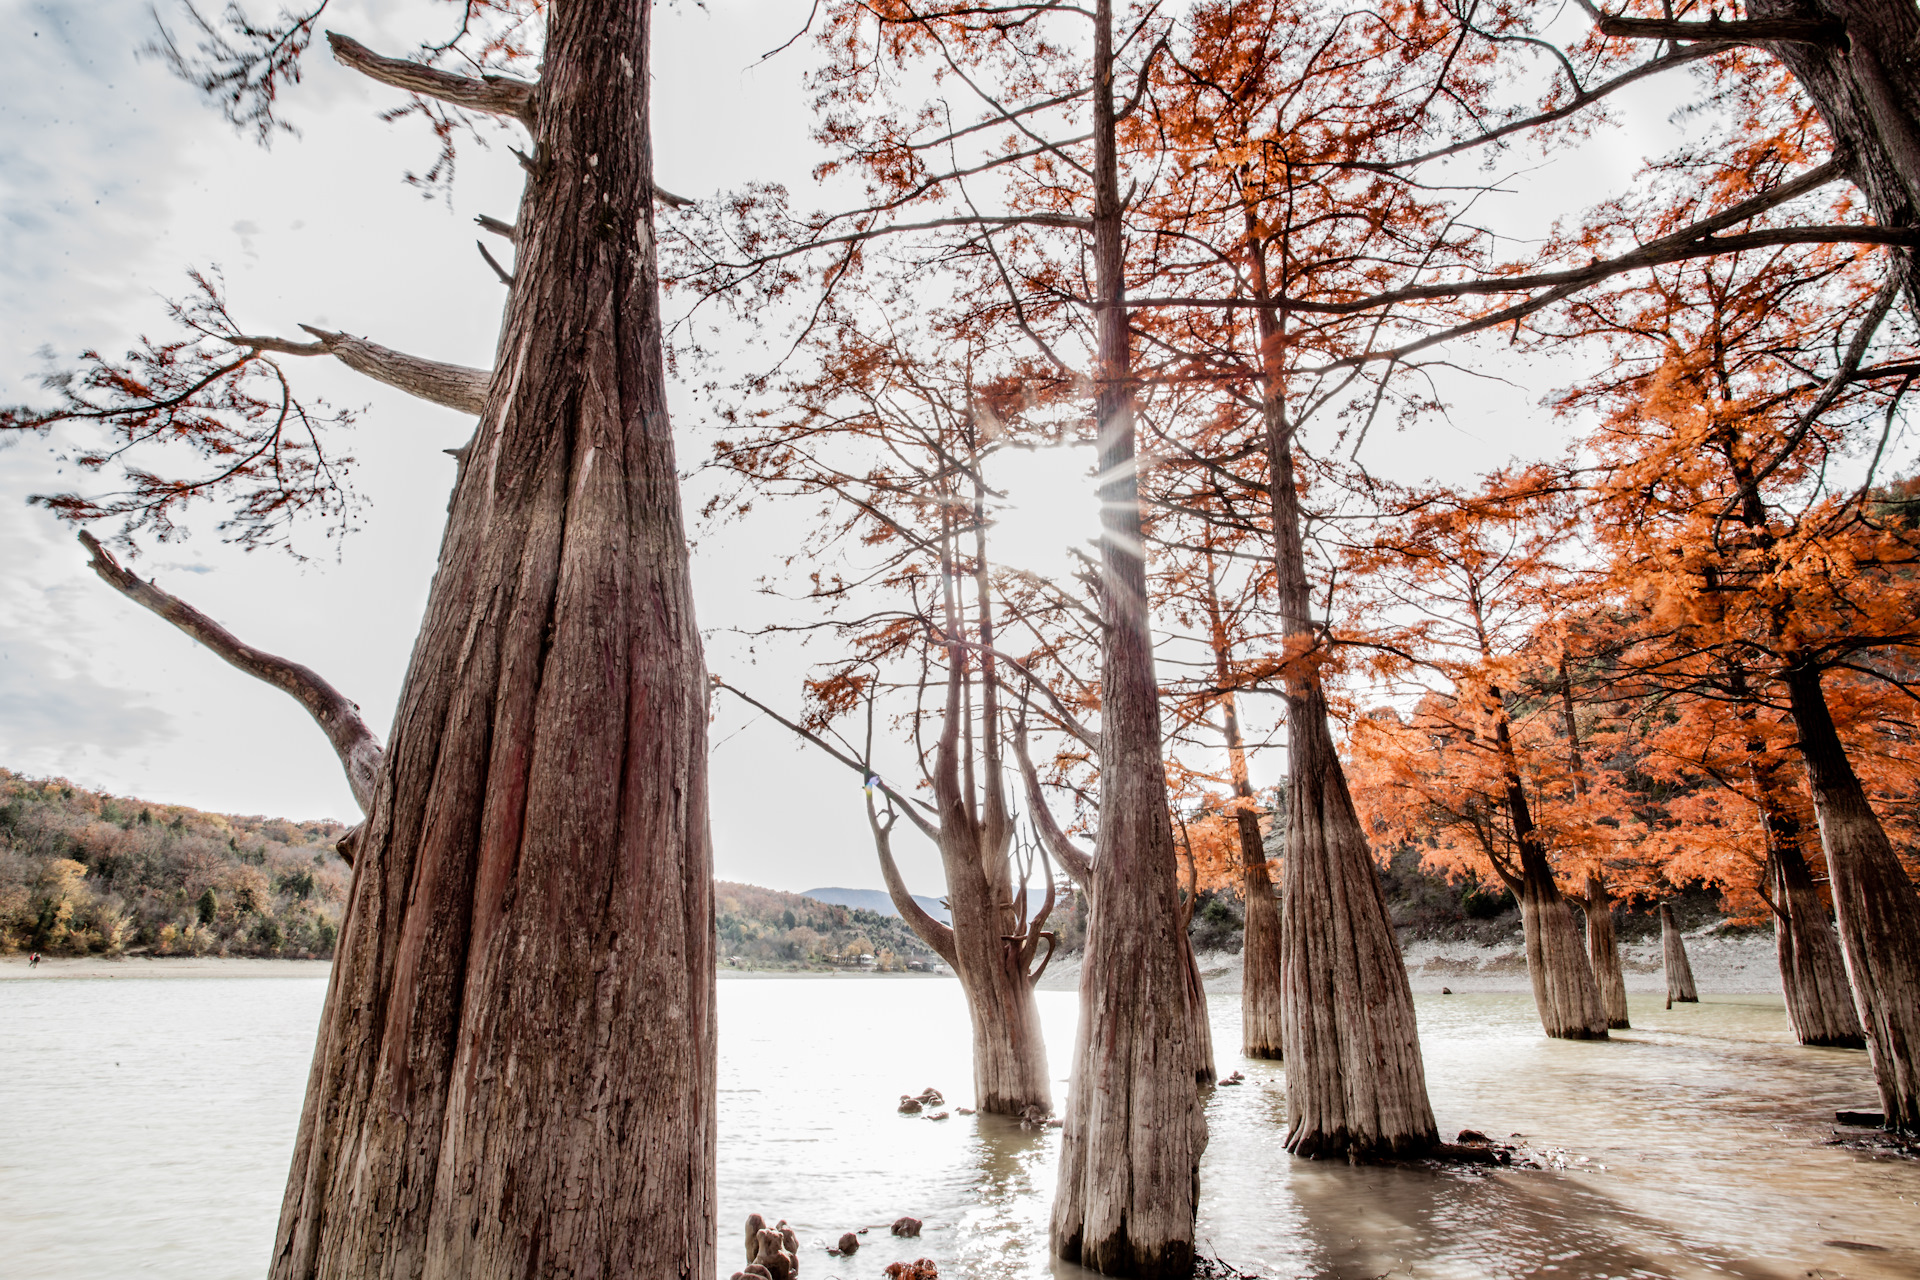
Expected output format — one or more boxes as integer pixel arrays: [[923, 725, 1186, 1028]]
[[1, 973, 1914, 1279]]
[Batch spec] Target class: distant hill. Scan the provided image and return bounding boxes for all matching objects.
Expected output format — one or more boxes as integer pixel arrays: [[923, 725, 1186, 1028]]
[[803, 886, 951, 924], [715, 881, 937, 970], [1, 768, 351, 958]]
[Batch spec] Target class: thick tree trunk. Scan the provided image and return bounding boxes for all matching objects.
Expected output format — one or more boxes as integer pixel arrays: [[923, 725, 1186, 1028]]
[[872, 810, 1052, 1115], [1768, 839, 1867, 1048], [1660, 903, 1700, 1005], [1050, 1, 1204, 1267], [1483, 647, 1605, 1040], [1238, 807, 1285, 1059], [1582, 872, 1631, 1030], [1268, 443, 1434, 1155], [271, 7, 715, 1277], [1513, 845, 1608, 1039], [1786, 665, 1920, 1130], [1744, 0, 1920, 314], [948, 878, 1054, 1113]]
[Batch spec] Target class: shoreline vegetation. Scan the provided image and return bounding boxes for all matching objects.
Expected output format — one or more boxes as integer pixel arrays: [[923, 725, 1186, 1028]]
[[3, 929, 1788, 995], [7, 768, 1783, 988]]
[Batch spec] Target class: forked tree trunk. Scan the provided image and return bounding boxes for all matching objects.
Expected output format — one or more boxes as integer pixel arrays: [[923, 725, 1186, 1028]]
[[1767, 840, 1866, 1048], [1786, 665, 1920, 1130], [1265, 427, 1432, 1153], [271, 7, 715, 1277], [1511, 844, 1609, 1039], [1660, 903, 1700, 1005], [1050, 1, 1204, 1265], [1582, 872, 1631, 1030]]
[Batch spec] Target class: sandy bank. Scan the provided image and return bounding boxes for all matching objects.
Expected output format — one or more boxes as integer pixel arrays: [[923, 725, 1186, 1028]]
[[1037, 928, 1784, 996], [0, 955, 333, 981], [1, 956, 957, 982]]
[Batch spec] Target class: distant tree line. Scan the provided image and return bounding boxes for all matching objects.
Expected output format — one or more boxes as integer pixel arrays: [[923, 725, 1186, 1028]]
[[714, 882, 937, 971], [0, 769, 350, 958]]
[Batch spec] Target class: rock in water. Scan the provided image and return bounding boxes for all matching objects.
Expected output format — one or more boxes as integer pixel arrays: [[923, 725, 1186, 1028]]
[[885, 1260, 939, 1280], [891, 1216, 923, 1238], [898, 1095, 923, 1114], [777, 1220, 800, 1257], [744, 1213, 767, 1262], [836, 1232, 860, 1255], [1456, 1129, 1492, 1144], [916, 1087, 944, 1106]]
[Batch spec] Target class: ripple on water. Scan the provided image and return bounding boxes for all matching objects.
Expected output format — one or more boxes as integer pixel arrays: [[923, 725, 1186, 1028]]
[[1, 974, 1915, 1279]]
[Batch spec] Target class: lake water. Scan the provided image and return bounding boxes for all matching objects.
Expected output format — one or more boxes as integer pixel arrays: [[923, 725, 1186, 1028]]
[[1, 972, 1915, 1279]]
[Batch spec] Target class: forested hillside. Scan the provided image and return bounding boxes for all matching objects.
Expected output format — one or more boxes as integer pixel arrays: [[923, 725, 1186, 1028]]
[[716, 880, 938, 971], [0, 769, 350, 958]]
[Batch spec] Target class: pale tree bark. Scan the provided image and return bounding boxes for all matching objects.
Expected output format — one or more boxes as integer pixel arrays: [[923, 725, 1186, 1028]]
[[1016, 719, 1215, 1087], [1744, 748, 1867, 1047], [1785, 664, 1920, 1130], [1471, 605, 1606, 1040], [1557, 657, 1627, 1029], [1252, 295, 1434, 1153], [1580, 872, 1632, 1030], [1050, 1, 1206, 1268], [1660, 902, 1701, 1005], [1269, 439, 1436, 1152], [271, 7, 716, 1276], [1200, 554, 1283, 1059]]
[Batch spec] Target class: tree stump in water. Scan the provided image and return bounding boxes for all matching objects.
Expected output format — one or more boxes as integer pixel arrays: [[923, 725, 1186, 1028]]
[[1660, 903, 1699, 1005]]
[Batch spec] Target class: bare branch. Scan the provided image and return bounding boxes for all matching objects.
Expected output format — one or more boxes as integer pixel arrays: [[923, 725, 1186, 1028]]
[[79, 531, 382, 817], [325, 31, 536, 124]]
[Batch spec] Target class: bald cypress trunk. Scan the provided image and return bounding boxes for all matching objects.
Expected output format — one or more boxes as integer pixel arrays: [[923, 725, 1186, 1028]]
[[1512, 840, 1608, 1039], [1660, 903, 1700, 1005], [1582, 873, 1631, 1030], [1767, 839, 1866, 1048], [1786, 665, 1920, 1131], [1201, 556, 1283, 1060], [271, 5, 715, 1275], [1744, 0, 1920, 316], [1048, 0, 1205, 1266], [1238, 807, 1285, 1059], [1270, 437, 1434, 1156]]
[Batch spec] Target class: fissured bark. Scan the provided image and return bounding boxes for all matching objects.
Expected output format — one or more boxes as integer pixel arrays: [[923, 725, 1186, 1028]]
[[1786, 664, 1920, 1130], [1269, 438, 1436, 1157], [1048, 2, 1205, 1268], [1767, 839, 1866, 1048], [1582, 872, 1631, 1030], [270, 5, 715, 1276]]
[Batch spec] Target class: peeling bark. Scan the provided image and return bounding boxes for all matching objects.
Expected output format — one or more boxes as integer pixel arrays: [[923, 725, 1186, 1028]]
[[271, 7, 714, 1276], [1786, 664, 1920, 1130], [1660, 903, 1700, 1005]]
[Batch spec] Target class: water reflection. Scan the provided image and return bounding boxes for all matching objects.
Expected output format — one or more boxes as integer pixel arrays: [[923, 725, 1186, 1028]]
[[1, 974, 1916, 1280]]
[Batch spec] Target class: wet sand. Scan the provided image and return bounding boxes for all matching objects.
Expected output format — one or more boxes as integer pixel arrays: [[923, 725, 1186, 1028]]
[[0, 954, 333, 981]]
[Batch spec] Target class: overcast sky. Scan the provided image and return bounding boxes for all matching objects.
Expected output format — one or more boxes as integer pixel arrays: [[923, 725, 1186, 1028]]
[[1, 0, 1767, 894]]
